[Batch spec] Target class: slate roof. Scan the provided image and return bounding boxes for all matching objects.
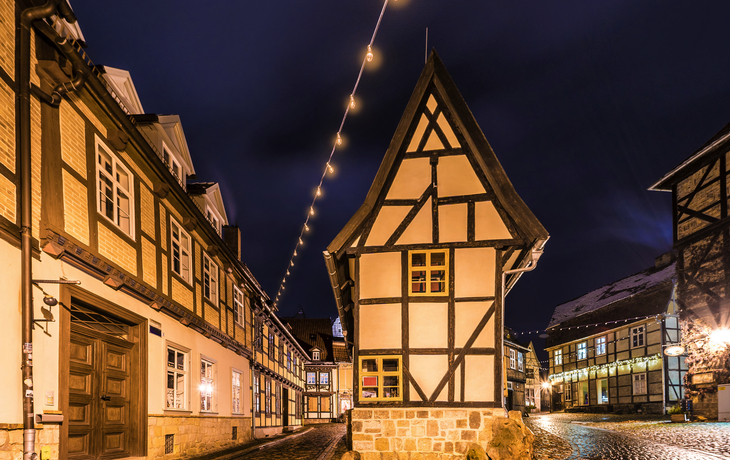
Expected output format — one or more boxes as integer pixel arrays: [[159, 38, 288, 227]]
[[279, 317, 335, 363], [545, 261, 675, 348]]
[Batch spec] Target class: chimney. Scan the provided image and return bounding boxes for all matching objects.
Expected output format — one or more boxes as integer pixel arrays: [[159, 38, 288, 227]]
[[223, 225, 241, 260]]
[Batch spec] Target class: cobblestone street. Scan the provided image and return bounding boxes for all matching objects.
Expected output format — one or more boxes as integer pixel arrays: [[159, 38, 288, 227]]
[[526, 413, 730, 460], [237, 424, 345, 460]]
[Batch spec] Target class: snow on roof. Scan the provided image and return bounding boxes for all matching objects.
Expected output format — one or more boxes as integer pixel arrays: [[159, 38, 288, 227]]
[[547, 261, 676, 328]]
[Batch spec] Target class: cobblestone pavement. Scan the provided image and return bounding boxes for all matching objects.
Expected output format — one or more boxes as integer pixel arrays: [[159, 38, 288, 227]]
[[526, 413, 730, 460], [239, 424, 345, 460]]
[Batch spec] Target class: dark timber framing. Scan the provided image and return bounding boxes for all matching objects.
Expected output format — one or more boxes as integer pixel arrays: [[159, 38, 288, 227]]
[[324, 51, 548, 410]]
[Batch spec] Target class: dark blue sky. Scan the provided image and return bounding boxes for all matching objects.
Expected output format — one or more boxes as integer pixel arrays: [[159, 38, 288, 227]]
[[73, 1, 730, 356]]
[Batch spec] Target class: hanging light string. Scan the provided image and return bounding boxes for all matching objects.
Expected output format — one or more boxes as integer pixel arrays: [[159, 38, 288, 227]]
[[512, 313, 667, 337], [275, 0, 394, 308]]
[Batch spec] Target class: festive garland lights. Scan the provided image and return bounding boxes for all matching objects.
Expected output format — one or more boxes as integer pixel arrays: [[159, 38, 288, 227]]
[[274, 0, 395, 308], [548, 353, 662, 382]]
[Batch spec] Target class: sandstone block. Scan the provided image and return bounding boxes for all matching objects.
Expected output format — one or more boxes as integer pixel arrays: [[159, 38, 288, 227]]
[[461, 430, 476, 441], [427, 420, 439, 437], [432, 442, 443, 452], [397, 420, 409, 427], [411, 425, 425, 437], [0, 431, 8, 446], [363, 452, 381, 460], [353, 421, 364, 433], [392, 438, 403, 451], [416, 411, 429, 418], [456, 419, 467, 428], [354, 410, 373, 419], [406, 411, 415, 419], [375, 411, 390, 420], [353, 441, 374, 451], [383, 420, 396, 437], [466, 443, 488, 460], [405, 438, 417, 451], [469, 411, 481, 429], [432, 410, 443, 418], [390, 410, 404, 419], [444, 442, 454, 453], [440, 420, 455, 430], [375, 438, 390, 452], [417, 438, 431, 452], [445, 410, 467, 419], [342, 451, 361, 460], [8, 432, 21, 446], [397, 428, 409, 437], [353, 434, 373, 442]]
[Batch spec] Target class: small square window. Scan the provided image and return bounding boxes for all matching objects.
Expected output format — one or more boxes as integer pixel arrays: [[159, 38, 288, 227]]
[[359, 356, 401, 402], [554, 349, 563, 366], [596, 336, 607, 355], [409, 250, 449, 296], [631, 326, 645, 348], [577, 342, 587, 360]]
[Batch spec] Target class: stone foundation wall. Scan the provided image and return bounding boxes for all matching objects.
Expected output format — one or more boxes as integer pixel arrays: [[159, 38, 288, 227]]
[[692, 393, 719, 419], [303, 418, 334, 425], [350, 408, 499, 460], [0, 424, 59, 460], [147, 415, 252, 459]]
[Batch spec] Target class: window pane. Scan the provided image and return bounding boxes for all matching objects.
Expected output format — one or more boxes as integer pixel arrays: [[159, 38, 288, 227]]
[[117, 192, 130, 233], [411, 253, 426, 266], [176, 351, 184, 370], [362, 359, 378, 372], [116, 167, 130, 191], [361, 387, 378, 399], [383, 376, 399, 386], [383, 359, 399, 372], [431, 270, 445, 292], [168, 349, 175, 368], [431, 252, 446, 266], [411, 270, 426, 293]]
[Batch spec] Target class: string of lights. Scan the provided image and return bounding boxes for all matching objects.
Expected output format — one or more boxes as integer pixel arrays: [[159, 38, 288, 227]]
[[274, 0, 395, 308], [548, 353, 662, 381], [513, 313, 667, 336]]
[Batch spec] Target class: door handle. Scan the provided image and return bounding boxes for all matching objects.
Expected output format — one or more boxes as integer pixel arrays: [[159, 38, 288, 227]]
[[101, 395, 111, 401]]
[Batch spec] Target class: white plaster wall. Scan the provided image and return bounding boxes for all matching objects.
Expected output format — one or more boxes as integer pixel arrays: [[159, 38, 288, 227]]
[[366, 206, 410, 246], [455, 247, 495, 298], [455, 301, 494, 348], [397, 198, 432, 245], [437, 155, 485, 197], [408, 303, 448, 349], [438, 203, 467, 242], [386, 158, 431, 200], [358, 304, 401, 349], [409, 354, 448, 402], [0, 239, 22, 422], [359, 252, 401, 299], [475, 201, 512, 240], [465, 355, 494, 402]]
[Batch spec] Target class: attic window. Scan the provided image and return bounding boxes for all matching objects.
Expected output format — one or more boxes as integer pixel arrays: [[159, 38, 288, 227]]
[[312, 351, 320, 360]]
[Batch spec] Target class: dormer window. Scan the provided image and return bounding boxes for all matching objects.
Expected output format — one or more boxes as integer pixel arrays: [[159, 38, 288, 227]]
[[206, 207, 220, 233], [162, 143, 183, 184], [312, 351, 320, 360]]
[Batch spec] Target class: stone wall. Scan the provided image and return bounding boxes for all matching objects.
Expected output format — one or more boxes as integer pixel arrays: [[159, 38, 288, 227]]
[[0, 424, 59, 460], [147, 415, 252, 459], [692, 393, 719, 419], [350, 408, 497, 459]]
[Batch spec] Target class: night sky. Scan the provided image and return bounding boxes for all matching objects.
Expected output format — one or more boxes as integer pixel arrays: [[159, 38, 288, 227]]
[[72, 1, 730, 359]]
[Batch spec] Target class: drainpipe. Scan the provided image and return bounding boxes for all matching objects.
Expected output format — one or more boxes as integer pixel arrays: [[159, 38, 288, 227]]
[[500, 239, 548, 411], [19, 3, 77, 460]]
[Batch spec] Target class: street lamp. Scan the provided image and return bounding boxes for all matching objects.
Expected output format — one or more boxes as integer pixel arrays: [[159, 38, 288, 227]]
[[542, 381, 552, 413]]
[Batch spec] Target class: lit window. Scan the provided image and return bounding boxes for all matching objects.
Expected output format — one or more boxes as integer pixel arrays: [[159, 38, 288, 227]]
[[509, 349, 516, 369], [287, 351, 292, 371], [409, 250, 448, 296], [307, 372, 316, 385], [96, 138, 134, 237], [631, 326, 645, 348], [507, 381, 513, 390], [232, 370, 242, 414], [577, 342, 587, 360], [200, 358, 215, 412], [233, 287, 244, 327], [265, 378, 271, 415], [170, 219, 191, 282], [633, 373, 647, 394], [313, 351, 320, 360], [203, 254, 218, 304], [554, 349, 562, 366], [596, 378, 609, 404], [166, 347, 187, 410], [320, 372, 329, 385], [596, 336, 606, 356], [359, 356, 402, 402], [518, 352, 524, 372], [254, 372, 260, 415]]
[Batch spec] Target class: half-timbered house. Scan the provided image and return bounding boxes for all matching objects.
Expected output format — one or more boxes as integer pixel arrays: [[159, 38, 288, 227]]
[[524, 342, 542, 412], [651, 123, 730, 418], [545, 255, 685, 414], [324, 52, 548, 457], [0, 3, 302, 459], [504, 328, 528, 413]]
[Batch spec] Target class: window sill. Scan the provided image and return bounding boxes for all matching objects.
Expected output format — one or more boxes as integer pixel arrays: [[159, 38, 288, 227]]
[[199, 411, 219, 415], [163, 409, 193, 415], [171, 270, 192, 287]]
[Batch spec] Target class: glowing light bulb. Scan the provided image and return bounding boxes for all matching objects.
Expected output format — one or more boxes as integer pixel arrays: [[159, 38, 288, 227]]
[[304, 224, 309, 232], [286, 270, 290, 275], [293, 250, 297, 256], [282, 285, 285, 290], [366, 45, 373, 62], [337, 133, 342, 146], [299, 237, 303, 244], [310, 207, 315, 215], [350, 95, 356, 109], [327, 163, 334, 174], [290, 261, 294, 266], [316, 187, 321, 196]]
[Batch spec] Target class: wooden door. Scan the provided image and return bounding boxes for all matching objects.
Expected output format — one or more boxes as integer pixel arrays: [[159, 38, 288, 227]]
[[68, 326, 134, 460], [282, 388, 289, 426]]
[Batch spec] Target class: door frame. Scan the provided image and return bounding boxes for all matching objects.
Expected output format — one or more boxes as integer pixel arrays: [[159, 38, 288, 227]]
[[59, 284, 148, 460]]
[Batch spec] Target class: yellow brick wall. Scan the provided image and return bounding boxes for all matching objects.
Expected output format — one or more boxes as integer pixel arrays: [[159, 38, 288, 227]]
[[141, 236, 157, 288], [0, 0, 14, 81], [205, 303, 219, 328], [140, 184, 155, 237], [159, 204, 167, 249], [0, 79, 15, 173], [161, 253, 168, 296], [98, 222, 137, 275], [195, 282, 201, 315], [195, 242, 202, 281], [67, 93, 106, 139], [0, 173, 15, 222], [30, 29, 39, 87], [31, 96, 41, 240], [227, 310, 234, 336], [59, 101, 86, 179], [117, 148, 152, 189], [62, 170, 89, 245], [172, 277, 193, 311]]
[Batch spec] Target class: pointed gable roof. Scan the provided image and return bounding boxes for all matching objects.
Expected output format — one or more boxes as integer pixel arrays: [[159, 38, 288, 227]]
[[327, 51, 547, 255]]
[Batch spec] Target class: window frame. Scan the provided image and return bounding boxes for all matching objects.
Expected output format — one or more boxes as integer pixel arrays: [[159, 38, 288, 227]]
[[517, 352, 524, 372], [307, 372, 316, 385], [633, 373, 647, 394], [631, 325, 645, 348], [595, 336, 607, 356], [319, 372, 329, 385], [358, 355, 403, 402], [231, 368, 243, 414], [312, 350, 320, 361], [200, 356, 216, 412], [166, 345, 188, 411], [408, 249, 449, 296], [203, 253, 219, 304], [170, 218, 192, 283], [254, 372, 261, 416], [577, 342, 587, 360], [233, 287, 245, 327], [554, 349, 563, 366], [206, 205, 221, 234], [509, 349, 516, 369], [96, 136, 135, 239]]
